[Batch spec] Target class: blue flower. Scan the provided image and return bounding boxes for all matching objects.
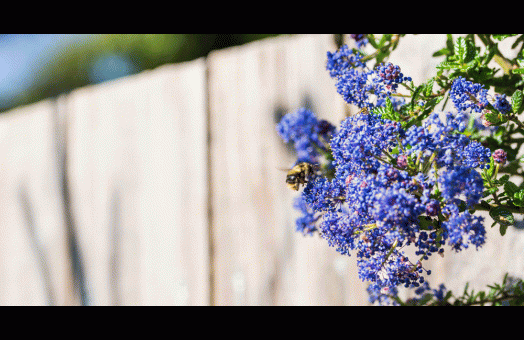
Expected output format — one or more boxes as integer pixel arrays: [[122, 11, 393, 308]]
[[493, 93, 512, 114], [438, 166, 484, 208], [442, 210, 486, 252], [449, 77, 489, 113], [326, 46, 412, 109], [276, 108, 334, 164], [293, 196, 319, 235]]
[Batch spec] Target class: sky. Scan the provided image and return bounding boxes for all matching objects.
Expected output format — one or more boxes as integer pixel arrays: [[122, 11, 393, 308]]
[[0, 34, 91, 105]]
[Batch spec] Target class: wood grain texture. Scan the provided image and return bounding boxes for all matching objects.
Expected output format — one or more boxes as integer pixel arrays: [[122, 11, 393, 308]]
[[208, 34, 369, 305], [0, 100, 73, 305], [64, 60, 209, 305]]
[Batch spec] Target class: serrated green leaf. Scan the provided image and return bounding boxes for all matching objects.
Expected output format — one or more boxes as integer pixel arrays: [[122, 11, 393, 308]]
[[512, 90, 523, 114], [512, 199, 524, 207], [515, 189, 524, 200], [489, 206, 515, 229], [424, 79, 434, 97], [385, 96, 393, 113], [513, 68, 524, 74], [436, 61, 460, 70], [500, 224, 509, 236], [487, 157, 495, 177], [462, 59, 478, 72], [372, 107, 387, 116], [455, 37, 467, 63], [446, 34, 454, 53], [432, 48, 451, 57], [484, 111, 501, 124], [482, 45, 497, 66], [513, 189, 524, 206], [504, 181, 519, 198], [464, 39, 477, 63], [496, 174, 510, 186]]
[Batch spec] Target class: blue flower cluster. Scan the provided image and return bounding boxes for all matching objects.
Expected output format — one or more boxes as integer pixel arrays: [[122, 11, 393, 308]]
[[377, 63, 407, 92], [276, 43, 498, 303], [368, 274, 449, 305], [293, 195, 318, 235], [493, 94, 512, 114], [350, 34, 368, 49], [277, 106, 491, 292], [450, 77, 489, 113], [326, 45, 411, 110], [276, 107, 335, 164]]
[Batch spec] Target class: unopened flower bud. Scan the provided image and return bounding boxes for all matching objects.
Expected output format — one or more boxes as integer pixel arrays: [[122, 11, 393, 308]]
[[425, 199, 440, 217], [396, 154, 408, 168], [492, 148, 507, 165]]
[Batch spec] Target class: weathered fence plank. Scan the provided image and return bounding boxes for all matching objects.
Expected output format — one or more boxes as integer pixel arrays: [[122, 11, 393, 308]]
[[64, 60, 209, 305], [0, 100, 73, 305], [208, 34, 369, 305]]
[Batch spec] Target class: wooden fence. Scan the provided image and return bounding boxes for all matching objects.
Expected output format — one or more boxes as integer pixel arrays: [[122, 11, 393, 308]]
[[1, 34, 523, 305]]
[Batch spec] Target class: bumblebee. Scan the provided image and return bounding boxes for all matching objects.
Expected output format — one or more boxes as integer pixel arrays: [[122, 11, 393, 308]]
[[285, 162, 318, 191], [357, 106, 369, 115]]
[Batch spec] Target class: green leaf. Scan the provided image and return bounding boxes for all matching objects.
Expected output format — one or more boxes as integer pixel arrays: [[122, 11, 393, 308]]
[[418, 216, 437, 230], [424, 79, 434, 97], [386, 96, 393, 113], [513, 68, 524, 74], [418, 293, 434, 305], [432, 48, 451, 57], [512, 90, 523, 114], [487, 157, 495, 178], [455, 37, 467, 63], [411, 85, 424, 110], [488, 187, 499, 195], [500, 224, 509, 236], [446, 34, 454, 53], [512, 199, 524, 207], [462, 60, 478, 73], [489, 206, 515, 232], [492, 34, 518, 42], [482, 45, 497, 66], [367, 34, 379, 49], [500, 174, 510, 183], [505, 181, 519, 198], [513, 189, 524, 206], [436, 61, 460, 70], [463, 39, 477, 63], [484, 110, 501, 125], [515, 189, 524, 200], [380, 97, 401, 122]]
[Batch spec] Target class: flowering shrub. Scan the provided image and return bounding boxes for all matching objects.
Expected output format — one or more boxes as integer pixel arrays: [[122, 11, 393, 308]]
[[277, 34, 524, 305]]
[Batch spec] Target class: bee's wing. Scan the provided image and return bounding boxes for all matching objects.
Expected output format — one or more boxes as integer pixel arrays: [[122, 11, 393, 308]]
[[276, 167, 291, 172]]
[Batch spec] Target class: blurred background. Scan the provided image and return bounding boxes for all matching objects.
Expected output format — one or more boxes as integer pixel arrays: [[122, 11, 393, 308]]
[[0, 34, 281, 114]]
